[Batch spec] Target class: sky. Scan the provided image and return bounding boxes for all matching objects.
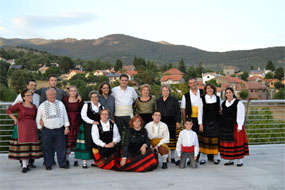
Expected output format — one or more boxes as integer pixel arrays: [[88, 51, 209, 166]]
[[0, 0, 284, 52]]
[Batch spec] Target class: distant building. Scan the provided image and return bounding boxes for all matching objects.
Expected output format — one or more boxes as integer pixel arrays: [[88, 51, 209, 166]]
[[61, 70, 85, 81], [122, 65, 135, 71], [223, 66, 240, 75], [246, 81, 268, 100], [163, 68, 184, 76], [202, 72, 223, 84], [106, 72, 120, 83], [38, 65, 49, 74], [125, 70, 138, 81], [74, 65, 83, 71], [160, 75, 185, 84]]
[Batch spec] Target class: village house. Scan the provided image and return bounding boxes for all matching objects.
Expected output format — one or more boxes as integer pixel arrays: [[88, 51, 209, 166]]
[[122, 65, 135, 71], [60, 70, 85, 81], [202, 72, 223, 84], [160, 75, 185, 85], [106, 72, 120, 83], [124, 70, 138, 81], [223, 66, 240, 76], [246, 81, 268, 100], [38, 65, 49, 74]]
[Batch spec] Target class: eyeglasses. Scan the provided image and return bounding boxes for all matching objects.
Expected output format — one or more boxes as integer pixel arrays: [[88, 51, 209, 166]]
[[25, 94, 32, 97]]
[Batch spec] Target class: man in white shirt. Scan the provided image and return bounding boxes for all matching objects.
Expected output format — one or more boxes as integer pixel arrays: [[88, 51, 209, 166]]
[[13, 79, 40, 108], [112, 74, 138, 135], [145, 110, 170, 169], [36, 88, 70, 170]]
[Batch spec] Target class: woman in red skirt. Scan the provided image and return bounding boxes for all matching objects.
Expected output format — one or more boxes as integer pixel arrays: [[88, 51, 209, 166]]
[[120, 115, 158, 172], [219, 87, 249, 167]]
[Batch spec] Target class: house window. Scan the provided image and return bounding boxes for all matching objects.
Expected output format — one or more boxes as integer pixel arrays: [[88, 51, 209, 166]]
[[207, 76, 209, 78]]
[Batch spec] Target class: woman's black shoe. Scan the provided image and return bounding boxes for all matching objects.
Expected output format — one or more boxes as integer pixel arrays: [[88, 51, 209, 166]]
[[46, 167, 52, 170], [224, 161, 234, 166], [237, 163, 243, 167], [82, 165, 88, 169], [74, 161, 78, 167], [214, 159, 220, 165], [22, 167, 28, 173]]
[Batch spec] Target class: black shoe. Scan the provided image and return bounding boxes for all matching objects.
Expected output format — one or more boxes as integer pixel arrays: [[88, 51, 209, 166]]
[[91, 163, 97, 167], [26, 166, 30, 171], [237, 163, 243, 167], [29, 163, 36, 168], [82, 165, 88, 169], [162, 162, 167, 169], [187, 161, 191, 166], [46, 167, 52, 170], [61, 165, 70, 169], [224, 161, 234, 166], [22, 167, 28, 173], [66, 160, 70, 167], [200, 160, 206, 165], [214, 159, 220, 165], [175, 160, 180, 166], [74, 161, 78, 167], [171, 159, 175, 163]]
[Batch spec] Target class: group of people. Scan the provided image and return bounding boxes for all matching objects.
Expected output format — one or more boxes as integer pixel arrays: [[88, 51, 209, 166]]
[[6, 74, 249, 173]]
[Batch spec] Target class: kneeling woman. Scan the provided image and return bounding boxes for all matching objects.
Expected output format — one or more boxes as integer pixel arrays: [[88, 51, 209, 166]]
[[91, 109, 121, 170], [120, 116, 158, 172]]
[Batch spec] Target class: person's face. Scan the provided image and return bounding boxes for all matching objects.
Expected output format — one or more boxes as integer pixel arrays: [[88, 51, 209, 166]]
[[225, 90, 234, 100], [69, 87, 77, 97], [206, 86, 214, 95], [90, 93, 99, 104], [49, 77, 57, 88], [152, 112, 161, 123], [119, 77, 128, 88], [133, 118, 142, 128], [161, 87, 170, 97], [46, 90, 56, 102], [141, 87, 150, 97], [100, 110, 109, 121], [184, 121, 193, 130], [188, 79, 197, 90], [23, 91, 33, 103], [101, 84, 110, 95], [26, 82, 37, 93]]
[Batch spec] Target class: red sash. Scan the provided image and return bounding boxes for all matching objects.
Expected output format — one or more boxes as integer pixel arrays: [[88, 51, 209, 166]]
[[181, 145, 194, 153]]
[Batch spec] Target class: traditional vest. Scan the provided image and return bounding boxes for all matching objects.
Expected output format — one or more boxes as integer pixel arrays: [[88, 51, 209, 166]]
[[97, 121, 114, 144], [87, 103, 103, 123], [184, 89, 203, 119]]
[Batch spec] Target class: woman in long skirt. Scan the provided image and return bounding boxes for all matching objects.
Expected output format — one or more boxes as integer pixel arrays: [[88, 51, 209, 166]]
[[219, 87, 249, 167], [6, 89, 42, 173]]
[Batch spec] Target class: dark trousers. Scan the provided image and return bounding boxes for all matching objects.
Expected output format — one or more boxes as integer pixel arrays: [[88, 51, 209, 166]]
[[114, 116, 131, 136], [42, 127, 67, 168], [180, 152, 197, 169]]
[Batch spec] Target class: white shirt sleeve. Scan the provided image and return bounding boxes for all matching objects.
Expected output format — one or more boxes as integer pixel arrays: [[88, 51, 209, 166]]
[[158, 124, 170, 146], [194, 132, 199, 156], [198, 98, 203, 125], [81, 103, 94, 124], [180, 95, 186, 109], [236, 101, 245, 130], [61, 102, 70, 127], [176, 132, 182, 157], [36, 104, 44, 129], [12, 94, 22, 106], [112, 123, 121, 144], [91, 125, 106, 147]]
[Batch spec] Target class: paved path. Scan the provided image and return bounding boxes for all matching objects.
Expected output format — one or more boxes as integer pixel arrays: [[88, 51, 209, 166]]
[[0, 144, 284, 190]]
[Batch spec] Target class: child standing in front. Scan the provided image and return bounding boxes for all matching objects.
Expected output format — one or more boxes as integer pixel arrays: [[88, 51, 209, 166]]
[[176, 119, 199, 168]]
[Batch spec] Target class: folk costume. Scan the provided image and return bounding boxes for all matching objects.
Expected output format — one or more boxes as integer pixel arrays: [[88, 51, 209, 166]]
[[219, 99, 249, 165]]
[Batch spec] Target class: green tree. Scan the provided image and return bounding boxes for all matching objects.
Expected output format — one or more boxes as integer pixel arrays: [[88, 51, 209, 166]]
[[167, 63, 173, 70], [250, 65, 254, 70], [0, 60, 10, 87], [273, 88, 285, 99], [178, 58, 186, 73], [265, 60, 275, 71], [274, 67, 284, 80], [265, 72, 274, 79], [59, 56, 74, 73], [43, 67, 61, 80], [274, 81, 284, 89], [239, 90, 249, 100], [0, 84, 17, 101], [114, 59, 123, 72], [134, 71, 155, 85], [207, 79, 221, 87], [10, 70, 33, 93], [240, 71, 249, 81]]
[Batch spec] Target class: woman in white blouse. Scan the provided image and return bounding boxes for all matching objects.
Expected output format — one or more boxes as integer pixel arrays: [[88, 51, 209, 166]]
[[219, 87, 249, 167], [91, 109, 121, 170], [198, 83, 221, 165], [75, 91, 103, 168]]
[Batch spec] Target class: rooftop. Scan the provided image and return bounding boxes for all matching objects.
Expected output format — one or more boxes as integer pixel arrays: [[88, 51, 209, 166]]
[[0, 144, 284, 190]]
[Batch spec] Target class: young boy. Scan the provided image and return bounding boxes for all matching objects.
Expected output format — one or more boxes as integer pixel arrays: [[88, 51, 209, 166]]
[[176, 119, 199, 169]]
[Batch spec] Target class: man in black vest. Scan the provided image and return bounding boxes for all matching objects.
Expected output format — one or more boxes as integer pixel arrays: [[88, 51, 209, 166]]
[[181, 78, 213, 162]]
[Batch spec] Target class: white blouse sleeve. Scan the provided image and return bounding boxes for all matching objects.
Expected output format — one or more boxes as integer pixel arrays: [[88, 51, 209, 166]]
[[176, 132, 182, 157], [91, 125, 106, 147], [198, 98, 203, 125], [81, 103, 94, 124], [236, 101, 245, 130], [180, 95, 186, 109], [112, 123, 121, 144]]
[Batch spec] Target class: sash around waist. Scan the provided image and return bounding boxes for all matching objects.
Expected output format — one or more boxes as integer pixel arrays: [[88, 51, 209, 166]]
[[115, 105, 133, 117]]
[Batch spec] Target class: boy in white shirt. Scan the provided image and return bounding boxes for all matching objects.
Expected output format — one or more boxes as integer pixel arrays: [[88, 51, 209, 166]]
[[176, 119, 199, 168]]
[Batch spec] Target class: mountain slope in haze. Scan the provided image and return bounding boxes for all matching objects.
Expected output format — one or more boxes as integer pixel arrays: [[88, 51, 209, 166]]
[[0, 34, 284, 70]]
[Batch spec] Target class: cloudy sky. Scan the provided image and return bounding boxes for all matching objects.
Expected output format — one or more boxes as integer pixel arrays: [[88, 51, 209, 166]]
[[0, 0, 284, 51]]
